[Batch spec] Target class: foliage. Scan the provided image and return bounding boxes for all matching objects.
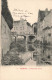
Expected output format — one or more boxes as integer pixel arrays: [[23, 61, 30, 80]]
[[10, 40, 26, 52], [1, 50, 23, 65]]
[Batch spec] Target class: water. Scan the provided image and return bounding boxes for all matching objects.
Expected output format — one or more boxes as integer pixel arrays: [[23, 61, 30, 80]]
[[27, 43, 52, 65], [2, 39, 52, 65]]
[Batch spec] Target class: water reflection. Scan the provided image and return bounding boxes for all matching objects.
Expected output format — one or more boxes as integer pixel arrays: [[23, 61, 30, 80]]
[[2, 39, 52, 65], [28, 43, 52, 65]]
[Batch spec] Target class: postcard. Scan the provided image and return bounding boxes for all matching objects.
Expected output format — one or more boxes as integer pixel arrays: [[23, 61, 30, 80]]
[[0, 0, 52, 80]]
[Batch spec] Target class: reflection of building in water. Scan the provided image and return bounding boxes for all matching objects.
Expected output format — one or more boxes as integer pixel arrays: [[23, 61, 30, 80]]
[[37, 8, 52, 44], [34, 46, 52, 65]]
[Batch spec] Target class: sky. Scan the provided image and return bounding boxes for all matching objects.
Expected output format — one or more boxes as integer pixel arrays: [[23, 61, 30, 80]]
[[7, 0, 52, 24]]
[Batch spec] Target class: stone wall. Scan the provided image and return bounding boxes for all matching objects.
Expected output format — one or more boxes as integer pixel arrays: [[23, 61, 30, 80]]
[[1, 15, 12, 56], [37, 10, 52, 44], [11, 19, 34, 36], [43, 11, 52, 44], [43, 11, 52, 29]]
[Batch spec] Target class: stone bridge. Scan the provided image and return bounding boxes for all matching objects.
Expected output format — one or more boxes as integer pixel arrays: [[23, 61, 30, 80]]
[[11, 32, 36, 51], [11, 32, 35, 42]]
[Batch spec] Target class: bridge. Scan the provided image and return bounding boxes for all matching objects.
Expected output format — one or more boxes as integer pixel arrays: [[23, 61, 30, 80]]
[[11, 32, 36, 51], [11, 32, 36, 41]]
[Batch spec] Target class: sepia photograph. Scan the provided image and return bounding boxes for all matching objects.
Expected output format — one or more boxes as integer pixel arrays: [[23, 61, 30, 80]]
[[1, 0, 52, 65]]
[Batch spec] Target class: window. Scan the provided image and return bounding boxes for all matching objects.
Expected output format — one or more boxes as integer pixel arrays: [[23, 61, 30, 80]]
[[20, 27, 22, 30], [16, 27, 18, 30], [4, 25, 6, 34], [23, 26, 24, 30], [48, 33, 51, 36], [22, 23, 24, 25], [14, 27, 15, 30], [20, 32, 22, 34]]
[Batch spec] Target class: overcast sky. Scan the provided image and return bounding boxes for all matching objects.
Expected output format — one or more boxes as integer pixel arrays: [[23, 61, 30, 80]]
[[7, 0, 52, 24]]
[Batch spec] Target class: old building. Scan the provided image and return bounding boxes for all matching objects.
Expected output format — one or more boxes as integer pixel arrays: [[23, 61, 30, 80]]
[[1, 0, 13, 56], [42, 10, 52, 44], [43, 27, 52, 44], [37, 8, 52, 44], [1, 16, 12, 55], [32, 23, 37, 34], [11, 18, 34, 38], [37, 8, 50, 41]]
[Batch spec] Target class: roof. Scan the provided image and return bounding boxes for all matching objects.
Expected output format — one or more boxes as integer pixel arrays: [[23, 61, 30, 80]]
[[13, 20, 32, 27], [2, 0, 13, 30], [43, 26, 51, 30], [39, 10, 45, 21], [27, 22, 32, 27], [32, 22, 37, 27], [38, 10, 50, 21], [14, 21, 20, 23], [33, 23, 37, 25]]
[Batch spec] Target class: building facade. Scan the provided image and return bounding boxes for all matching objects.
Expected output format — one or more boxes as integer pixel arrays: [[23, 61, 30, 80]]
[[43, 10, 52, 44], [43, 27, 52, 44], [37, 8, 52, 44], [1, 0, 13, 57], [11, 18, 34, 36], [1, 15, 12, 56], [32, 23, 37, 35]]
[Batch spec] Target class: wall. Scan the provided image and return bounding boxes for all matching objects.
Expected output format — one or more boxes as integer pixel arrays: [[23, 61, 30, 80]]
[[43, 11, 52, 44], [37, 21, 43, 41], [11, 19, 34, 36], [37, 10, 52, 43], [43, 11, 52, 29], [43, 28, 52, 44], [1, 15, 12, 56]]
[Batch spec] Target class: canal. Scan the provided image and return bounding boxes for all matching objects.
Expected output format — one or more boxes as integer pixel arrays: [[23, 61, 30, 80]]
[[2, 39, 52, 65]]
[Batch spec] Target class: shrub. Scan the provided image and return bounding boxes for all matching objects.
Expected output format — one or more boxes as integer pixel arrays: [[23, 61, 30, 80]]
[[2, 50, 23, 65]]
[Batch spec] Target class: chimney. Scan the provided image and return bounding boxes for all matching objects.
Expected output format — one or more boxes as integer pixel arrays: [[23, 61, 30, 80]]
[[45, 8, 48, 16]]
